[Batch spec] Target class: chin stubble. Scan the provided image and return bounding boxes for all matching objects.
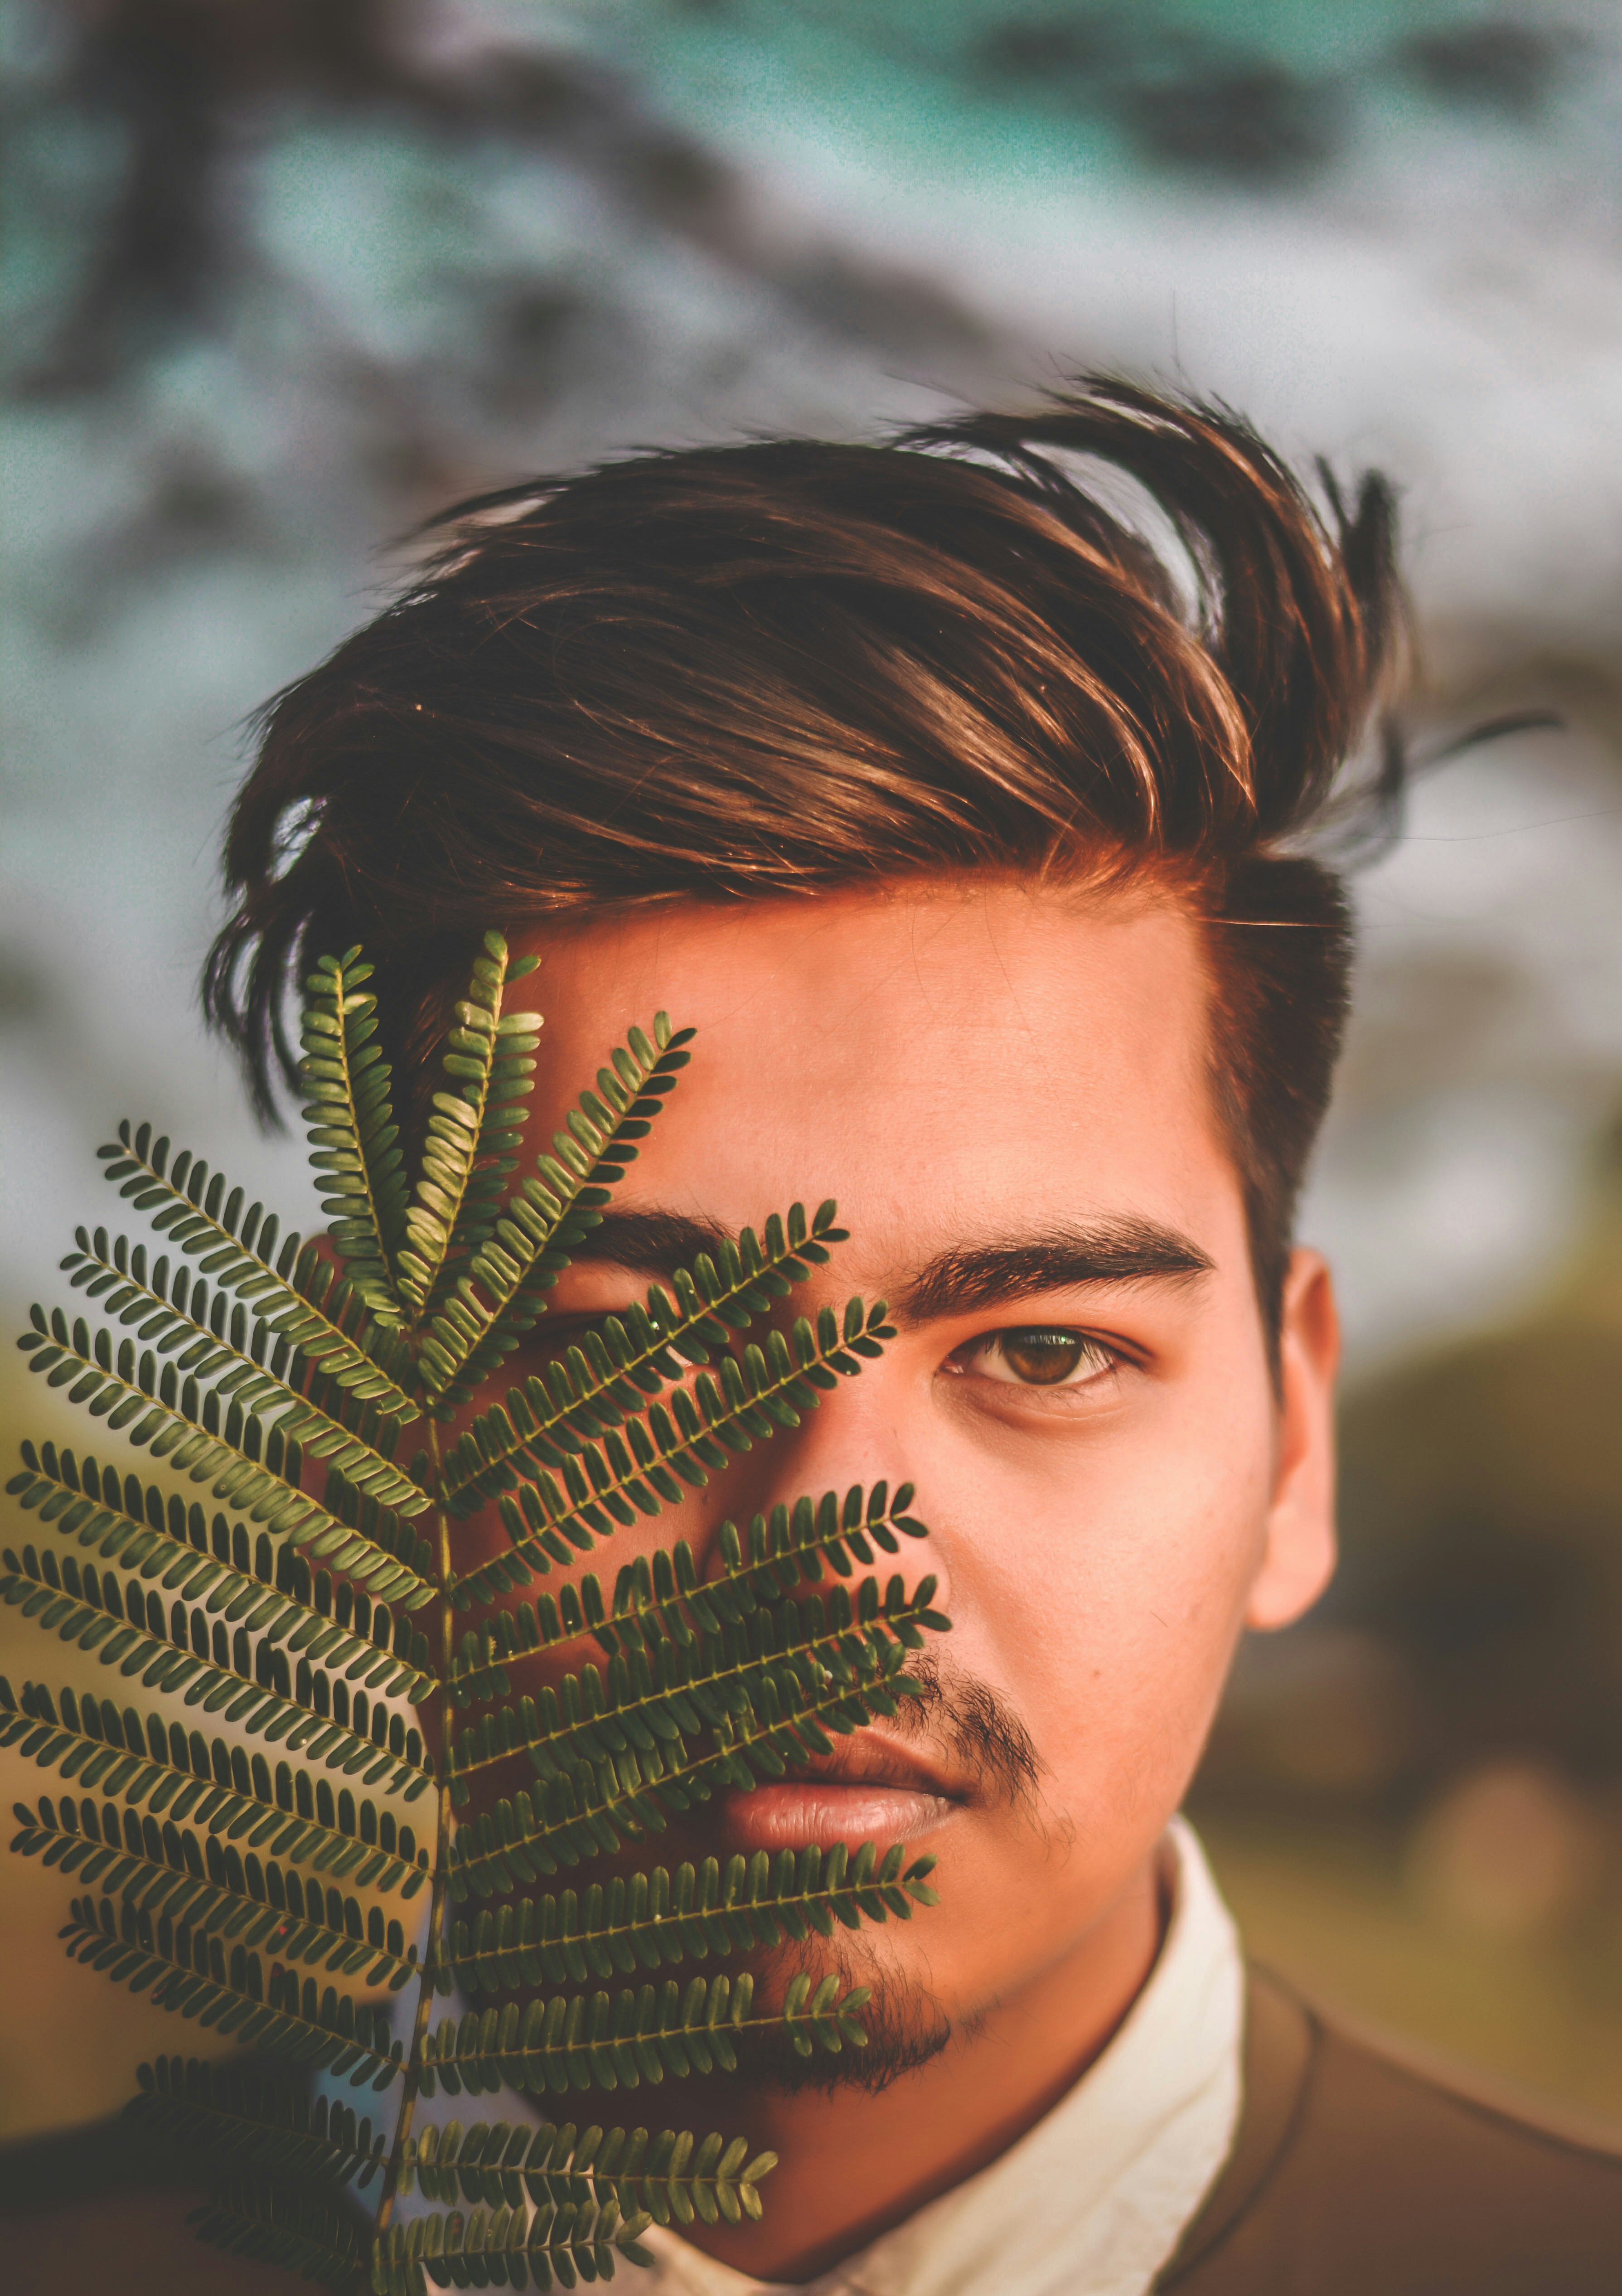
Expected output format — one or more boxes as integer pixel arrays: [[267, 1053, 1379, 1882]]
[[755, 1653, 1044, 2096]]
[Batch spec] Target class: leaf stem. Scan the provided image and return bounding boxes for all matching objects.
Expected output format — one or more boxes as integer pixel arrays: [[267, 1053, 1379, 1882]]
[[372, 1420, 454, 2254]]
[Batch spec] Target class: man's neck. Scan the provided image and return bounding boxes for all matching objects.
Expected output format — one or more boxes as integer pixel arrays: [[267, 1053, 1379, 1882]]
[[661, 1847, 1167, 2286]]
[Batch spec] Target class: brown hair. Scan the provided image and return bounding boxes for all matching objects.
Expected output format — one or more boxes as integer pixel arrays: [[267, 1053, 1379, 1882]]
[[204, 378, 1405, 1332]]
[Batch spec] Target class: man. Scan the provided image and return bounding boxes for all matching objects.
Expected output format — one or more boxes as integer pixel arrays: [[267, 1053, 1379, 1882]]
[[190, 381, 1618, 2291]]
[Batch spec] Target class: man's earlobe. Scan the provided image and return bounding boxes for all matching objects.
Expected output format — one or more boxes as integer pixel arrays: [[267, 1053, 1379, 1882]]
[[1246, 1248, 1340, 1632]]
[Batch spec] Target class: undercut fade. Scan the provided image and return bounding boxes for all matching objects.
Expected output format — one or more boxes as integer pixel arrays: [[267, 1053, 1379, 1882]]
[[204, 378, 1406, 1335]]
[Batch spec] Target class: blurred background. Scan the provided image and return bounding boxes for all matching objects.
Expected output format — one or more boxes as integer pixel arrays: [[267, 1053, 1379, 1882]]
[[5, 0, 1622, 2149]]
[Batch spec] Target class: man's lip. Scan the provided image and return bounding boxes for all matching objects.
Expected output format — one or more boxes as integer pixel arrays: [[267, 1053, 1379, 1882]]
[[715, 1772, 963, 1855], [770, 1737, 968, 1803], [714, 1732, 973, 1844]]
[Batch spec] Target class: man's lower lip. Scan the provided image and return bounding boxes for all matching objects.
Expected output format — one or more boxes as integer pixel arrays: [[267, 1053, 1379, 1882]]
[[718, 1781, 959, 1852]]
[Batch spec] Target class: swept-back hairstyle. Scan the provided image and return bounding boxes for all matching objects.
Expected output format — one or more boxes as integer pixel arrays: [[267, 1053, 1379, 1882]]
[[205, 379, 1405, 1331]]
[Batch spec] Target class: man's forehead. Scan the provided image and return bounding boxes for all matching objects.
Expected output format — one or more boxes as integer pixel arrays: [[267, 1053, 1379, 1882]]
[[515, 875, 1207, 1055], [511, 877, 1229, 1254]]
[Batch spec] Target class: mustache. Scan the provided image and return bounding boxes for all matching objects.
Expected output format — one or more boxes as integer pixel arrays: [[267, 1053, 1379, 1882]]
[[887, 1647, 1043, 1810], [751, 1658, 1042, 2099]]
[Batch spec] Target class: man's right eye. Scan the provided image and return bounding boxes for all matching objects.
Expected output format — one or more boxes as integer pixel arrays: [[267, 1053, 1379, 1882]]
[[947, 1327, 1121, 1389]]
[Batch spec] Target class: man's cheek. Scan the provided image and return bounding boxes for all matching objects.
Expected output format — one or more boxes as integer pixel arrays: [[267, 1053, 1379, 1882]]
[[1016, 1545, 1253, 1816]]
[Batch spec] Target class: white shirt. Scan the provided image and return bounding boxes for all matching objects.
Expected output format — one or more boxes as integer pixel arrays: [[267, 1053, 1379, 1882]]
[[639, 1818, 1244, 2296]]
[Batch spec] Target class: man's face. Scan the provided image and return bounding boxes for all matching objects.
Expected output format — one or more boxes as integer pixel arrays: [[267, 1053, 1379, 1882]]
[[454, 877, 1338, 2055]]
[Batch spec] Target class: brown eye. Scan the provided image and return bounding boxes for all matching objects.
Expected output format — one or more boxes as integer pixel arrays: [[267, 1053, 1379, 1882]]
[[997, 1330, 1092, 1385], [943, 1326, 1120, 1394]]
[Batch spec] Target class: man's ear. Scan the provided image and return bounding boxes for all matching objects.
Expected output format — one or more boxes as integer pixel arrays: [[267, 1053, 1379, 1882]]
[[1246, 1247, 1340, 1632]]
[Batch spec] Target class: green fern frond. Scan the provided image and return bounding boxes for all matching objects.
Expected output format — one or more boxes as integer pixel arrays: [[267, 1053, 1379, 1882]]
[[414, 1967, 869, 2102], [8, 1445, 435, 1700], [375, 2192, 654, 2295], [446, 1571, 946, 1792], [61, 1891, 403, 2086], [190, 2175, 369, 2290], [1, 1678, 429, 1894], [613, 1479, 932, 1603], [309, 1463, 438, 1605], [6, 940, 958, 2291], [394, 935, 543, 1323], [13, 1310, 436, 1611], [13, 1794, 420, 1986], [448, 1486, 929, 1708], [394, 2113, 774, 2231], [447, 1627, 929, 1897], [449, 1301, 896, 1607], [300, 949, 412, 1324], [98, 1121, 417, 1414], [0, 1544, 433, 1795], [445, 1574, 613, 1709], [130, 2053, 392, 2189], [444, 1842, 939, 1996], [441, 1200, 847, 1516], [58, 1230, 424, 1514], [18, 1298, 302, 1506], [418, 1016, 694, 1412]]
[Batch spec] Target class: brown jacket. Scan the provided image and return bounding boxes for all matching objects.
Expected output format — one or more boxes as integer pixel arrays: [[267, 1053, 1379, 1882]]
[[1158, 1967, 1622, 2293]]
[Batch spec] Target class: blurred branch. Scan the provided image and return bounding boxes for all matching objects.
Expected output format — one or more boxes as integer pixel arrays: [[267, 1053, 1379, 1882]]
[[13, 0, 990, 402]]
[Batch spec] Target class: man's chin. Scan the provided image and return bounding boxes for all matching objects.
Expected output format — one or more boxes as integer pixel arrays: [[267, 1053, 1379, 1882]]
[[741, 1953, 954, 2098]]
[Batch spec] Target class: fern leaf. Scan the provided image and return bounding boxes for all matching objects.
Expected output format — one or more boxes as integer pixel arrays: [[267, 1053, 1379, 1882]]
[[394, 934, 542, 1323], [449, 1299, 896, 1607], [98, 1121, 417, 1414], [447, 1622, 939, 1898], [441, 1199, 847, 1516], [445, 1841, 939, 1996], [13, 1310, 436, 1608], [311, 1465, 439, 1605], [59, 1226, 425, 1512], [61, 1890, 403, 2086], [299, 949, 411, 1324], [13, 1796, 420, 1987], [6, 945, 952, 2290], [418, 1016, 694, 1410], [447, 1572, 947, 1796], [374, 2188, 655, 2295], [18, 1299, 301, 1512], [448, 1483, 929, 1708], [415, 1967, 867, 2100], [444, 1573, 611, 1710], [393, 2112, 775, 2232], [189, 2175, 369, 2289], [129, 2054, 391, 2189], [0, 1544, 433, 1796], [0, 1677, 428, 1894], [610, 1478, 933, 1609], [7, 1445, 436, 1701], [422, 936, 544, 1277]]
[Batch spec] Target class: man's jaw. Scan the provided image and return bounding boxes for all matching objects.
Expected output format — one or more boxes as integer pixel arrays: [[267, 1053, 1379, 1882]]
[[716, 1734, 970, 1854]]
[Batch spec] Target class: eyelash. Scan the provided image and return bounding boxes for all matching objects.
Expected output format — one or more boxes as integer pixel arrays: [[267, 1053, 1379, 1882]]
[[944, 1327, 1125, 1391]]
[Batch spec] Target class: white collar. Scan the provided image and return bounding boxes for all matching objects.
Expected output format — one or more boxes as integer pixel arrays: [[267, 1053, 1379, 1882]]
[[640, 1818, 1243, 2296]]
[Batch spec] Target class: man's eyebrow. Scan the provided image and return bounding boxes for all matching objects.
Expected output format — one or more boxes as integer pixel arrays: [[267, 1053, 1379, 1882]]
[[571, 1207, 733, 1278], [564, 1207, 1214, 1321], [899, 1220, 1215, 1325]]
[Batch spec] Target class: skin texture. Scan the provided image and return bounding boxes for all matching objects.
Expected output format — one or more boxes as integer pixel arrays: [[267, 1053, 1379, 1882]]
[[445, 877, 1341, 2281]]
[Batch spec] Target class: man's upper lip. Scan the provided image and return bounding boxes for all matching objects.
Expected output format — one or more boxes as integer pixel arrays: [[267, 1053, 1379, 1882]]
[[774, 1737, 966, 1802]]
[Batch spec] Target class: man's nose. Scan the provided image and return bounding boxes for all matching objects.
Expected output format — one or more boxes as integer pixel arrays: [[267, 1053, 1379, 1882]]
[[676, 1338, 938, 1590]]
